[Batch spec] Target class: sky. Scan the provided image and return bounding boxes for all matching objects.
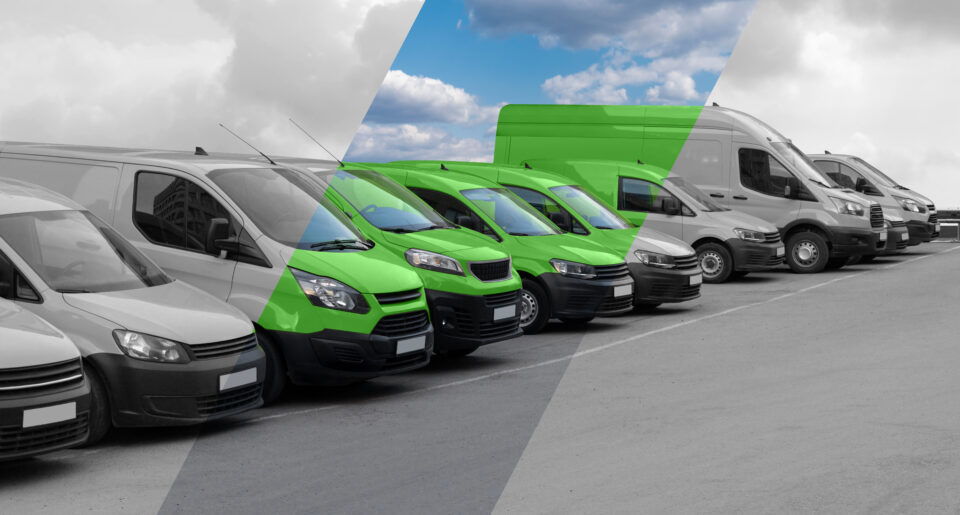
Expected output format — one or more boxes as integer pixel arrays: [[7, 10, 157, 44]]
[[346, 0, 757, 163], [709, 0, 960, 208], [0, 0, 422, 159]]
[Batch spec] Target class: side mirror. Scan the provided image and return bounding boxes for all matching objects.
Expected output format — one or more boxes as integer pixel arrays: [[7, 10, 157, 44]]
[[205, 218, 231, 254], [455, 214, 477, 231], [0, 264, 13, 299], [548, 210, 573, 231], [785, 176, 800, 199], [662, 197, 681, 216]]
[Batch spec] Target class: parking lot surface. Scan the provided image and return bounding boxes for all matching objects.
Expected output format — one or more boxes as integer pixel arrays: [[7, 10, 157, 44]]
[[2, 244, 958, 514]]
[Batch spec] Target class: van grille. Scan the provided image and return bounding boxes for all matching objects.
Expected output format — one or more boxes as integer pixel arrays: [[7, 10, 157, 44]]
[[0, 413, 88, 458], [929, 213, 938, 225], [372, 311, 430, 338], [927, 204, 936, 213], [469, 259, 512, 282], [674, 254, 699, 270], [870, 205, 884, 228], [648, 281, 701, 301], [0, 358, 83, 396], [594, 263, 630, 279], [890, 220, 907, 228], [375, 289, 422, 305], [763, 231, 782, 243], [195, 383, 262, 417], [597, 296, 633, 313], [485, 290, 520, 307], [188, 334, 259, 360]]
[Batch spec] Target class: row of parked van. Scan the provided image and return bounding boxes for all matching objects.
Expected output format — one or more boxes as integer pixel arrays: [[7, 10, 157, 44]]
[[0, 105, 938, 461]]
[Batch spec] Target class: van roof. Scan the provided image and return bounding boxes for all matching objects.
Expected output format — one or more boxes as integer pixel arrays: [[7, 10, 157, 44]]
[[525, 158, 669, 184], [0, 177, 83, 216], [347, 162, 507, 192], [0, 141, 327, 175]]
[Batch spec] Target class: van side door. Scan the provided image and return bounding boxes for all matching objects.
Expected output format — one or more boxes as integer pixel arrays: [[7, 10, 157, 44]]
[[115, 166, 241, 300], [730, 146, 802, 229], [617, 177, 686, 241]]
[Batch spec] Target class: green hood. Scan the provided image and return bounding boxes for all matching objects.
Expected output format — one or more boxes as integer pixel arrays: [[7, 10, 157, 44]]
[[381, 227, 507, 262], [511, 233, 623, 266], [286, 244, 422, 295]]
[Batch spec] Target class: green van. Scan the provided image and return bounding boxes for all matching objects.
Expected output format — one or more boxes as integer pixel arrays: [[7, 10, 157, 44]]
[[392, 161, 703, 308], [347, 162, 636, 334], [280, 159, 523, 357]]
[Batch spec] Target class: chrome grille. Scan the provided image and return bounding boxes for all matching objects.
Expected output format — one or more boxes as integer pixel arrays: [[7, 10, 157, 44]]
[[375, 289, 422, 305], [469, 259, 512, 282], [674, 254, 699, 270], [0, 358, 83, 396], [188, 334, 259, 360], [763, 231, 782, 243], [372, 311, 430, 338], [870, 205, 884, 228], [594, 263, 630, 279]]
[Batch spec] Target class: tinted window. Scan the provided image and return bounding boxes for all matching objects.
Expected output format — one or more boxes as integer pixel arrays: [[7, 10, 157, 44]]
[[739, 148, 794, 198], [408, 187, 499, 241], [663, 177, 727, 212], [619, 177, 681, 214], [329, 170, 451, 232], [507, 185, 589, 234], [462, 188, 561, 237], [135, 172, 191, 248]]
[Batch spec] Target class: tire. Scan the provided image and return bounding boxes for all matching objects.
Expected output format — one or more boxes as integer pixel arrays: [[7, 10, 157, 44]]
[[696, 242, 734, 283], [731, 271, 750, 279], [438, 345, 480, 358], [519, 279, 550, 335], [785, 231, 829, 274], [859, 254, 876, 264], [256, 328, 287, 405], [559, 316, 594, 326], [82, 363, 111, 446]]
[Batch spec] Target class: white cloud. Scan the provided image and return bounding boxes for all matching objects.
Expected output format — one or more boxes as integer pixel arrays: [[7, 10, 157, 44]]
[[345, 123, 492, 162], [709, 0, 960, 207], [0, 0, 423, 159], [364, 69, 501, 125]]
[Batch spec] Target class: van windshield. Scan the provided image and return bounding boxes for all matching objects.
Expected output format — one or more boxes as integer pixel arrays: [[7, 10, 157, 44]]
[[851, 157, 902, 188], [329, 169, 453, 233], [772, 141, 839, 189], [664, 177, 729, 212], [549, 185, 631, 229], [462, 188, 561, 236], [0, 210, 171, 293], [209, 167, 367, 250]]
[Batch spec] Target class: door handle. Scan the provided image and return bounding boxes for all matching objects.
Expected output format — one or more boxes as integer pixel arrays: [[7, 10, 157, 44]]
[[709, 193, 724, 198], [733, 195, 748, 200]]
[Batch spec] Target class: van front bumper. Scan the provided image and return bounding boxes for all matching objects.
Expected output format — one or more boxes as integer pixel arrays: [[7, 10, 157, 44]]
[[826, 226, 881, 257], [906, 220, 938, 245], [89, 347, 265, 427], [272, 318, 433, 386], [0, 382, 91, 461], [628, 263, 701, 304], [426, 289, 522, 353], [881, 225, 910, 254], [726, 239, 785, 271], [539, 273, 635, 318]]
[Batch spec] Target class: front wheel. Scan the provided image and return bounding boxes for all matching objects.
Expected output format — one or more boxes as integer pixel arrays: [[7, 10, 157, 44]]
[[696, 242, 734, 283], [519, 279, 550, 334], [785, 231, 829, 274], [256, 329, 287, 405], [82, 364, 111, 446]]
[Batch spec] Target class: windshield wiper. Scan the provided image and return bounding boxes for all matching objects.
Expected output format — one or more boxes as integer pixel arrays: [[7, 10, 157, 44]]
[[508, 232, 534, 236], [382, 225, 444, 233], [58, 288, 94, 294], [310, 239, 368, 250], [593, 225, 614, 230]]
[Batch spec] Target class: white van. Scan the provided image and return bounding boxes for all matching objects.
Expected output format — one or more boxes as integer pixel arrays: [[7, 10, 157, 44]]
[[0, 179, 264, 444], [0, 298, 91, 460]]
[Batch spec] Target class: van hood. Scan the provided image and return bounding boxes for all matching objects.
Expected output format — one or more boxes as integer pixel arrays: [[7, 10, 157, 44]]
[[512, 234, 623, 266], [381, 227, 508, 262], [706, 209, 778, 234], [0, 299, 79, 368], [62, 281, 253, 346], [287, 245, 423, 295], [631, 227, 696, 256]]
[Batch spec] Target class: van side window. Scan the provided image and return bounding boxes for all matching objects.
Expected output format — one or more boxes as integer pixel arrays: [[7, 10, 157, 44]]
[[619, 177, 682, 215], [407, 187, 500, 241], [738, 148, 794, 198], [837, 163, 869, 191], [505, 185, 588, 234], [134, 172, 235, 255]]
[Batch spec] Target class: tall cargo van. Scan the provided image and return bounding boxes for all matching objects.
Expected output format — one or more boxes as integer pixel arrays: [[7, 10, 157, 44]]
[[494, 105, 887, 274]]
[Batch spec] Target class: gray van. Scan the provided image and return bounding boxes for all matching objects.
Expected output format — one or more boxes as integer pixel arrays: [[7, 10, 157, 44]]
[[809, 152, 938, 246], [0, 298, 91, 459], [0, 179, 264, 444]]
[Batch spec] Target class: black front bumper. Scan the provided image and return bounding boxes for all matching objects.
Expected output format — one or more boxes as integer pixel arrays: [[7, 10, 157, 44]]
[[826, 226, 882, 258], [727, 239, 785, 271], [881, 226, 910, 253], [629, 263, 701, 304], [0, 382, 91, 460], [426, 289, 522, 353], [539, 273, 635, 318], [272, 319, 433, 387], [88, 347, 265, 427], [906, 220, 937, 245]]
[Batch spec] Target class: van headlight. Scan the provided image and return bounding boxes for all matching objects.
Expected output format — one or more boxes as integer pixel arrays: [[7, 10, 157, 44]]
[[733, 228, 765, 242], [829, 197, 865, 216], [634, 250, 677, 269], [405, 249, 464, 275], [113, 330, 190, 363], [550, 259, 596, 279], [893, 196, 925, 213], [290, 268, 370, 313]]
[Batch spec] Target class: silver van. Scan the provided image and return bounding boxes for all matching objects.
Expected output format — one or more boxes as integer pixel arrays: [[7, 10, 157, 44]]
[[0, 179, 264, 444], [809, 152, 938, 246], [0, 298, 91, 460]]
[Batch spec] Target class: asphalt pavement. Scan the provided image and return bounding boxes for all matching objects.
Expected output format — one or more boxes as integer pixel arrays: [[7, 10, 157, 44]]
[[2, 243, 958, 514]]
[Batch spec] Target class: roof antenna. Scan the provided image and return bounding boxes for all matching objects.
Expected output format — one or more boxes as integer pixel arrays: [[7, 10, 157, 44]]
[[524, 162, 532, 169], [440, 163, 449, 171], [289, 118, 344, 168], [194, 146, 208, 156], [637, 159, 645, 165], [824, 149, 832, 154], [218, 123, 277, 165], [712, 102, 719, 107]]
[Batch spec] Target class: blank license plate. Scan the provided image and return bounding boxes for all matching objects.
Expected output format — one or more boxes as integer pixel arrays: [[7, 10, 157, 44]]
[[23, 402, 76, 429], [901, 232, 909, 241], [690, 274, 703, 286], [614, 284, 633, 297], [397, 335, 426, 355], [493, 305, 516, 321], [219, 368, 257, 392], [776, 246, 785, 257], [879, 230, 887, 242], [936, 223, 941, 232]]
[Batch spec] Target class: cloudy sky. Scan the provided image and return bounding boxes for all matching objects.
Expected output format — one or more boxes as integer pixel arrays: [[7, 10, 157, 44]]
[[0, 0, 421, 159], [709, 0, 960, 208], [346, 0, 756, 162]]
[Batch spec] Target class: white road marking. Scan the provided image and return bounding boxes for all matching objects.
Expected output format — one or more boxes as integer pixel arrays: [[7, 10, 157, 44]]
[[253, 245, 960, 424]]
